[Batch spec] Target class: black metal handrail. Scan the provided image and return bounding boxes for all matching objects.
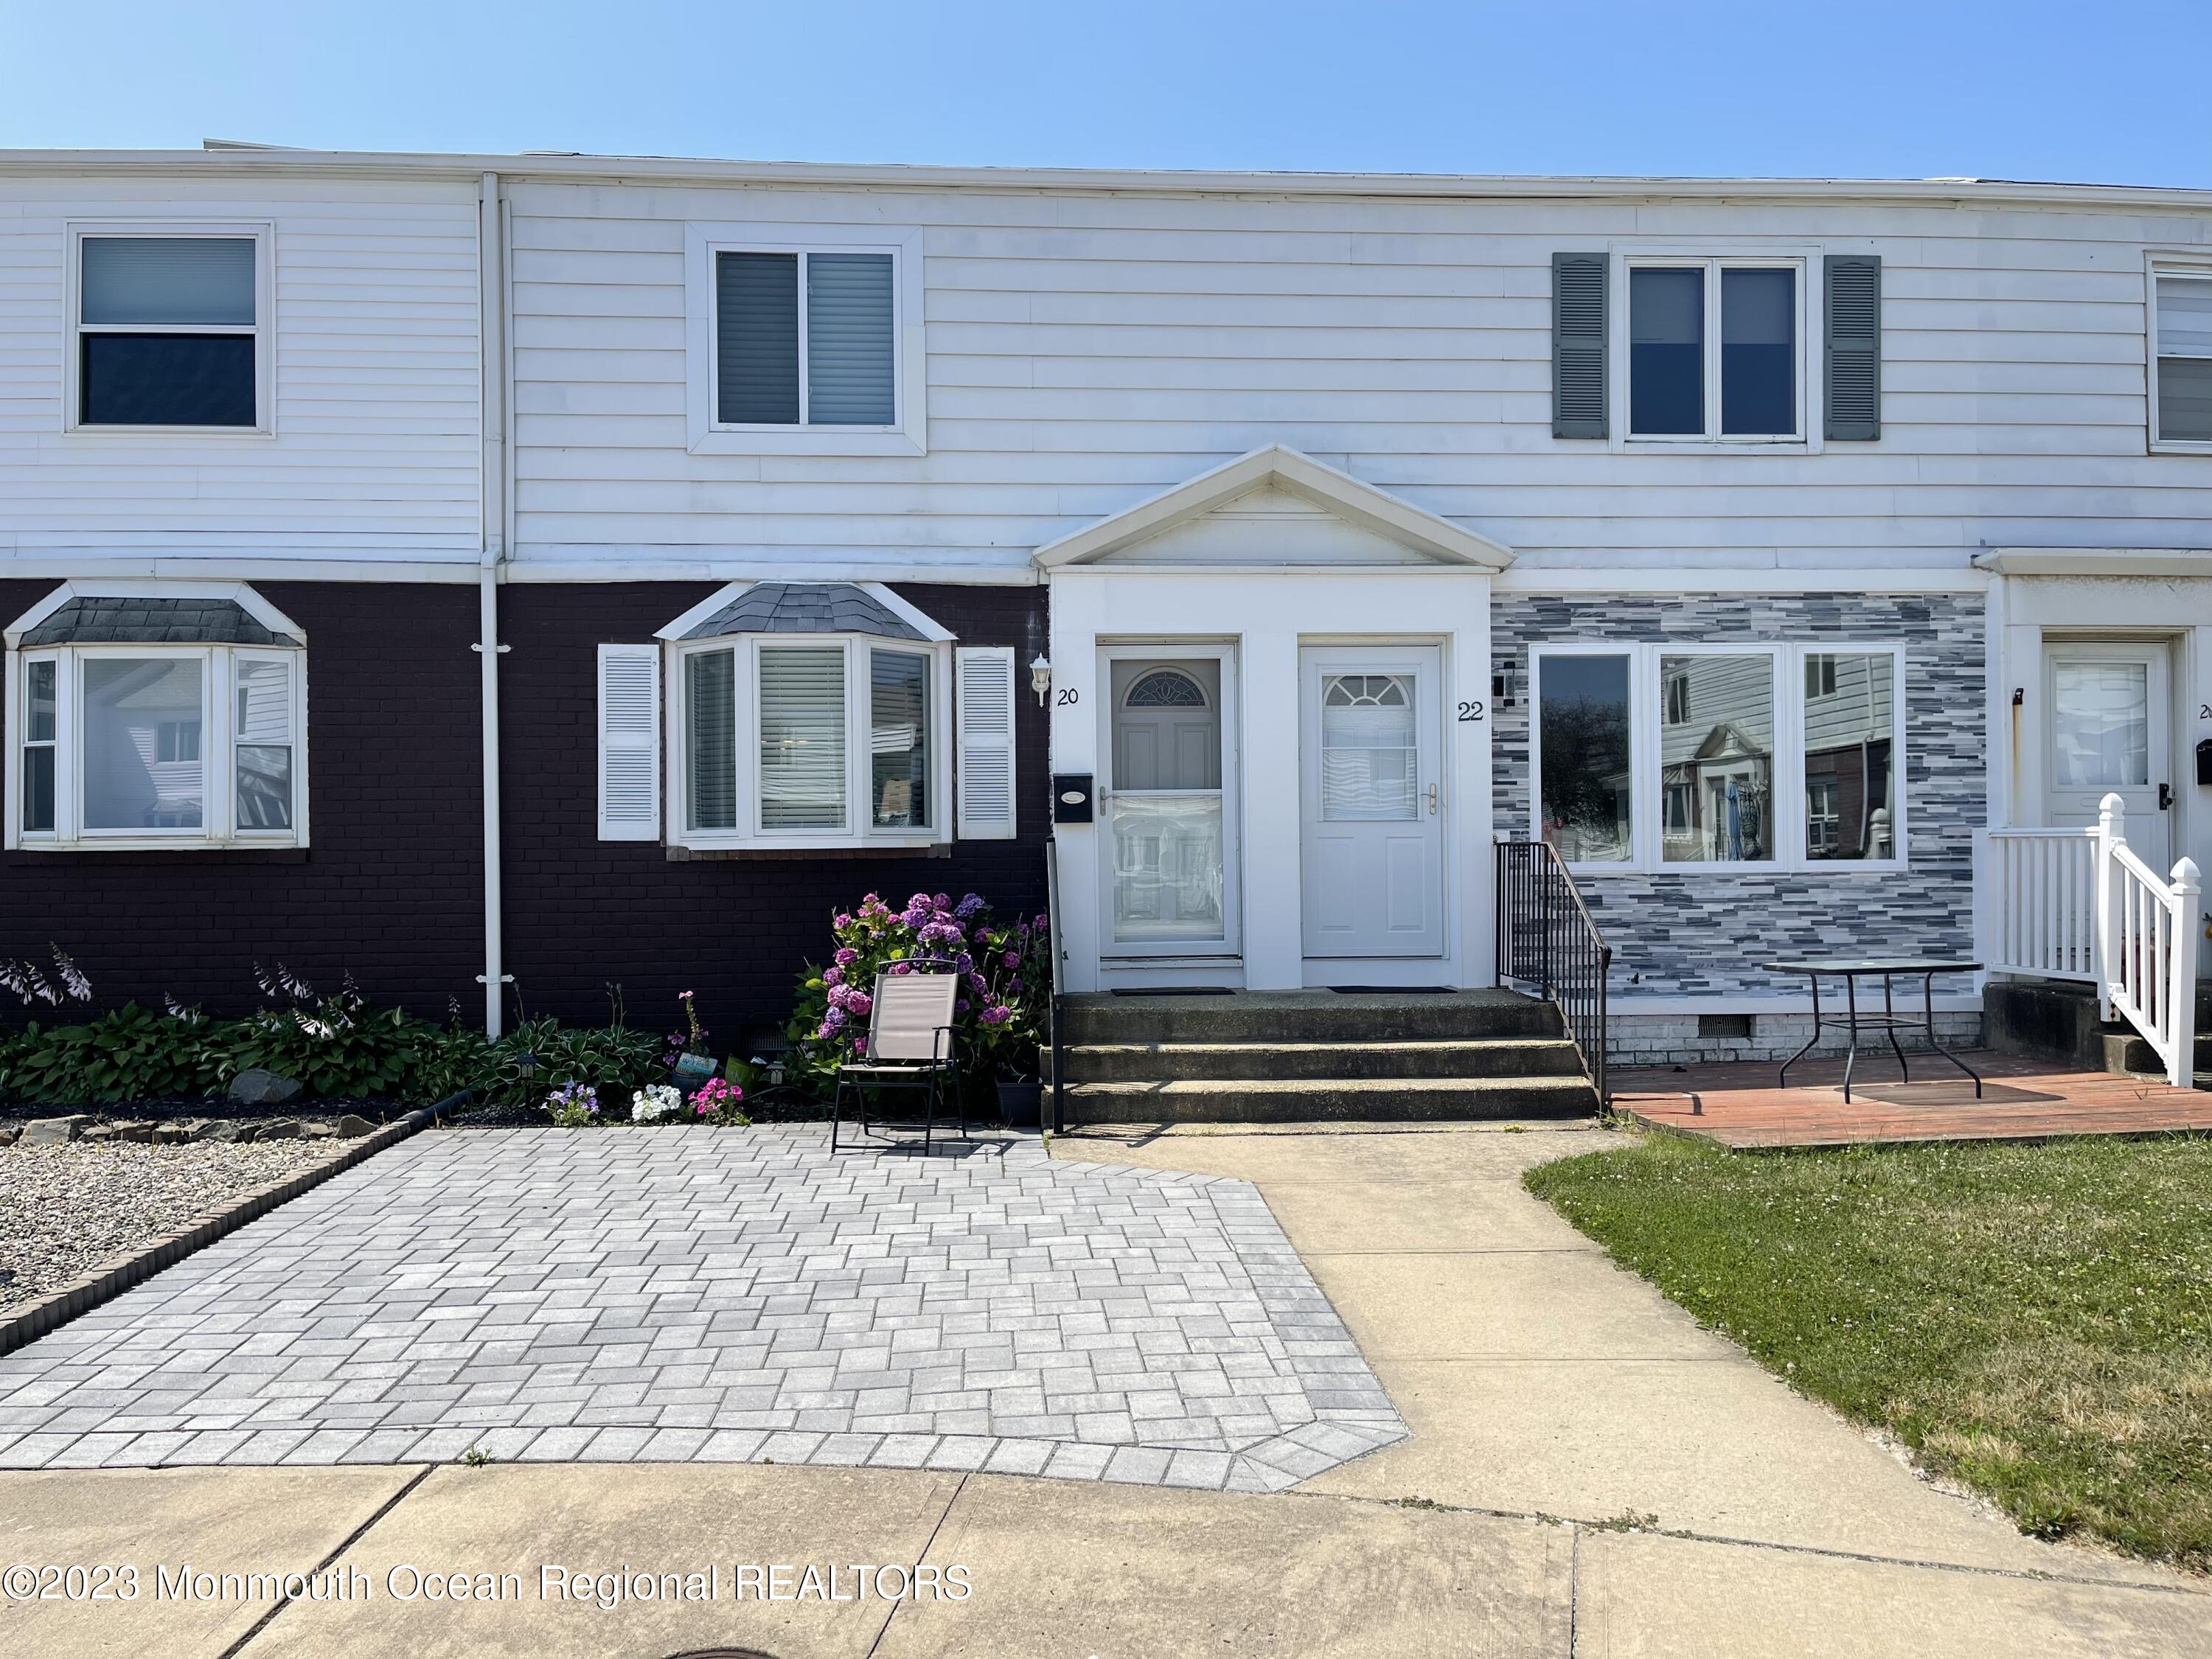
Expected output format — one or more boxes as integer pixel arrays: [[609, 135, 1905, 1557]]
[[1046, 838, 1067, 1133], [1495, 839, 1613, 1106]]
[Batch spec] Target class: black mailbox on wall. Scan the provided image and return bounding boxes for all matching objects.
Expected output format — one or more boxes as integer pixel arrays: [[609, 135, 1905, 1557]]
[[2198, 737, 2212, 787], [1051, 773, 1094, 824]]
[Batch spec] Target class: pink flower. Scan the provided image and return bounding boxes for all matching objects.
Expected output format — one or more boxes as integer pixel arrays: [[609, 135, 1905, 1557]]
[[824, 965, 844, 988], [834, 947, 859, 967], [979, 1004, 1012, 1026], [846, 991, 872, 1017], [1002, 950, 1020, 967]]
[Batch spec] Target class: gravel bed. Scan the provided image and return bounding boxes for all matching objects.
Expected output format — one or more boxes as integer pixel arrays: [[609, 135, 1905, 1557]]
[[0, 1096, 406, 1125], [0, 1138, 342, 1312]]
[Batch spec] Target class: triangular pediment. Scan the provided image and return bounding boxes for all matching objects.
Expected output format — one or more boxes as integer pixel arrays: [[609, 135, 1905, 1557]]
[[1033, 445, 1513, 571]]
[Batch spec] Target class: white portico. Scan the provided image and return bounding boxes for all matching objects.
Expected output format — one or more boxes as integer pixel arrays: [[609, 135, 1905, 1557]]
[[1039, 446, 1510, 993]]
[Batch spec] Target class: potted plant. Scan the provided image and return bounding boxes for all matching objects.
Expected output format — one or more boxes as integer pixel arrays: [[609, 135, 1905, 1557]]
[[995, 1066, 1043, 1127]]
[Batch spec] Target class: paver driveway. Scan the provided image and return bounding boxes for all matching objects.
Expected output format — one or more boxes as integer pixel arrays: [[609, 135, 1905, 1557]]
[[0, 1127, 1404, 1490]]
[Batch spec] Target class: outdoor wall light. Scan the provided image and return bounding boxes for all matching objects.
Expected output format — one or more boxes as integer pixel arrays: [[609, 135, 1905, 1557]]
[[1492, 663, 1518, 708], [1030, 654, 1053, 706]]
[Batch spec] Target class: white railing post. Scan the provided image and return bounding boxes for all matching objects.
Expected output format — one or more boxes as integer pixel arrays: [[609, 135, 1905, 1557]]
[[2171, 858, 2201, 1091], [2095, 793, 2124, 1022]]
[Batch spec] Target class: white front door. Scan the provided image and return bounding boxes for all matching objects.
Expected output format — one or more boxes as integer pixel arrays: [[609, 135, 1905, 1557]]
[[2045, 641, 2172, 872], [1099, 650, 1240, 956], [1299, 645, 1444, 958]]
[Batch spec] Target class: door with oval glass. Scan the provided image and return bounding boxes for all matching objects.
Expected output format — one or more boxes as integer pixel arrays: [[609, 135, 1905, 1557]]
[[1099, 650, 1240, 956], [1300, 645, 1444, 958]]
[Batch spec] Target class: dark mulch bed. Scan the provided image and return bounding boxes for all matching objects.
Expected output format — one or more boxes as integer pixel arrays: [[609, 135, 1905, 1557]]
[[0, 1096, 410, 1126], [448, 1089, 841, 1129]]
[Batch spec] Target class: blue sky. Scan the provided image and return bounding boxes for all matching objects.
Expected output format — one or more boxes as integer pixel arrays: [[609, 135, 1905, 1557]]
[[3, 1, 2208, 187]]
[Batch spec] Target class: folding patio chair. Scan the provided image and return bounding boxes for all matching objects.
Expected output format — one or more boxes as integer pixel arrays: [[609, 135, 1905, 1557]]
[[830, 968, 968, 1154]]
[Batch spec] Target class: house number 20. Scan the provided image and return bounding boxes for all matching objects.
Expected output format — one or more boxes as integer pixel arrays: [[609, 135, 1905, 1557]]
[[1457, 700, 1486, 722], [1057, 687, 1079, 706]]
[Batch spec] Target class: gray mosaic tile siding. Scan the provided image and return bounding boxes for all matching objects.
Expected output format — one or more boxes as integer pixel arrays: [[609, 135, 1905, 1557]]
[[1491, 594, 1983, 1000]]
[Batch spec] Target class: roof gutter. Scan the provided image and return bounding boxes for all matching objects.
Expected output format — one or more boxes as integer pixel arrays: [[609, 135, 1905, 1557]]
[[1, 147, 2210, 213]]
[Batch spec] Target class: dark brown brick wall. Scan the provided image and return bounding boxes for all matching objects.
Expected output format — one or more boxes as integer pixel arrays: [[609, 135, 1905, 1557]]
[[496, 581, 1050, 1043], [1, 580, 1053, 1035], [1, 580, 484, 1016], [1, 577, 1049, 1040]]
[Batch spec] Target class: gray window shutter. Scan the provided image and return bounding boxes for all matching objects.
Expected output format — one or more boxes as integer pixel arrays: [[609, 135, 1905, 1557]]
[[1551, 254, 1608, 438], [716, 251, 800, 425], [1823, 255, 1882, 441], [806, 252, 896, 425]]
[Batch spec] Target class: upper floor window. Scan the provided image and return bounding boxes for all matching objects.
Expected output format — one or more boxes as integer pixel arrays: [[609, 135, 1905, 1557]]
[[715, 248, 896, 428], [72, 232, 265, 431], [686, 223, 925, 458], [8, 585, 306, 849], [1628, 260, 1801, 441], [2151, 266, 2212, 447]]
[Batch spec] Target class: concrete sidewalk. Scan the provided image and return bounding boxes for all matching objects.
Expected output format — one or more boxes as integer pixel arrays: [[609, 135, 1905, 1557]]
[[1, 1122, 2204, 1657]]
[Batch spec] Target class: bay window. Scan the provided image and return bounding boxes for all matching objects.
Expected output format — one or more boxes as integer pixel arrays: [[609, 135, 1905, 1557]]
[[626, 582, 999, 851], [1532, 643, 1901, 871], [675, 633, 947, 849], [13, 644, 305, 847]]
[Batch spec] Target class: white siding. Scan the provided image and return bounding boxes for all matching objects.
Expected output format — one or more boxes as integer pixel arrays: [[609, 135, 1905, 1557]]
[[0, 175, 481, 560], [505, 183, 2212, 577]]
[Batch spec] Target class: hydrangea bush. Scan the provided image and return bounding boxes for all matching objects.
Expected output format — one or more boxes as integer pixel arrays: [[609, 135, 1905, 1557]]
[[789, 891, 1050, 1094]]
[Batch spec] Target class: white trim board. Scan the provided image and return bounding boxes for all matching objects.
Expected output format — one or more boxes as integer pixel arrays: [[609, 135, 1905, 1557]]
[[1495, 568, 1987, 594], [1973, 550, 2212, 579], [15, 148, 2212, 215]]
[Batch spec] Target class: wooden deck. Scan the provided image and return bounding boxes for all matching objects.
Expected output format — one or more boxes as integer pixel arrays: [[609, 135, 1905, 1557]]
[[1613, 1049, 2212, 1150]]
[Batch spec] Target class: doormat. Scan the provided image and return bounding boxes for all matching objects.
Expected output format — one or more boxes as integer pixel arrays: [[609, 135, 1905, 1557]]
[[1849, 1081, 2062, 1107], [1329, 985, 1455, 995], [1110, 987, 1234, 996]]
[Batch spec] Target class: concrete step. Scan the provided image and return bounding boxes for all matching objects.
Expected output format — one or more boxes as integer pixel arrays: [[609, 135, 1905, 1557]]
[[2101, 1029, 2212, 1082], [1062, 1074, 1599, 1124], [1062, 989, 1562, 1046], [1057, 1037, 1587, 1084]]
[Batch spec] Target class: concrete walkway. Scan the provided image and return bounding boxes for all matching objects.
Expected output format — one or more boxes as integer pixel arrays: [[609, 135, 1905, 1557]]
[[2, 1122, 2205, 1657]]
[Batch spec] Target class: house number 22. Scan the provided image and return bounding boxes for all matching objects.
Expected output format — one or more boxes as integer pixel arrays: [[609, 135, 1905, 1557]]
[[1456, 700, 1486, 723]]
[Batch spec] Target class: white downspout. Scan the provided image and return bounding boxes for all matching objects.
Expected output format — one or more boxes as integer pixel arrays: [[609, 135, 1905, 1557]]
[[477, 171, 509, 1038]]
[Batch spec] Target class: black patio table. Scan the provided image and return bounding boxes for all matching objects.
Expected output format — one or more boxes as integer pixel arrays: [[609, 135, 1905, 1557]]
[[1760, 957, 1983, 1103]]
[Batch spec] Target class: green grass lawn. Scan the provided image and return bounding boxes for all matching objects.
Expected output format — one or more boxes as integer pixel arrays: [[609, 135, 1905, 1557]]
[[1524, 1133, 2212, 1571]]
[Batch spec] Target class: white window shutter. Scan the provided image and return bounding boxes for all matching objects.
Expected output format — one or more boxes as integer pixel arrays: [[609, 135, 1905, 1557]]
[[956, 646, 1017, 840], [597, 644, 661, 841]]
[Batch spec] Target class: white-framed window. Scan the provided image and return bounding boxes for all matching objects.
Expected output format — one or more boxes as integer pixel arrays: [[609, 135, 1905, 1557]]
[[1531, 641, 1902, 872], [10, 644, 305, 848], [684, 222, 925, 457], [669, 634, 951, 850], [2149, 261, 2212, 449], [1624, 256, 1806, 444], [66, 224, 273, 434]]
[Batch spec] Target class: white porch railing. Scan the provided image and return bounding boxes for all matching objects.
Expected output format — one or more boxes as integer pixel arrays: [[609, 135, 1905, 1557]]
[[1984, 794, 2202, 1089], [1986, 824, 2101, 987]]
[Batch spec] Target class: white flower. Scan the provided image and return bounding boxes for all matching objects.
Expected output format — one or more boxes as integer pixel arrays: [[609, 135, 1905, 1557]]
[[630, 1084, 682, 1121]]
